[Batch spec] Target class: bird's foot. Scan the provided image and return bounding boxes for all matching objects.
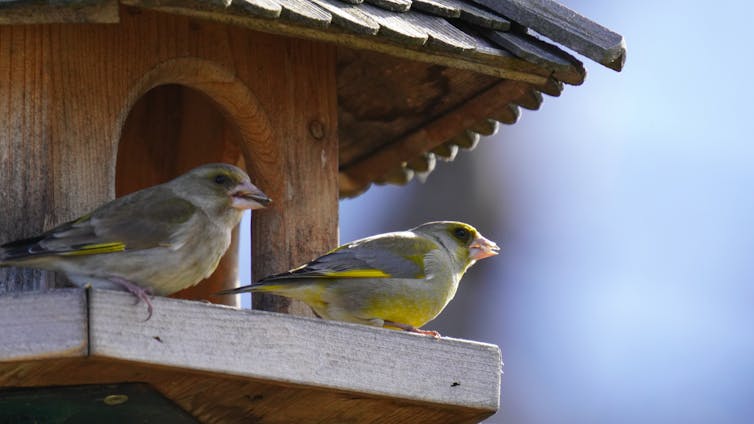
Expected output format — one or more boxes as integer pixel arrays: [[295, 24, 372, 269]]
[[384, 320, 441, 338], [411, 328, 441, 338], [109, 277, 154, 321]]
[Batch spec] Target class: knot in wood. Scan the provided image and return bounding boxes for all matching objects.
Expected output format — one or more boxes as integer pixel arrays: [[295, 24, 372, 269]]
[[308, 120, 326, 141]]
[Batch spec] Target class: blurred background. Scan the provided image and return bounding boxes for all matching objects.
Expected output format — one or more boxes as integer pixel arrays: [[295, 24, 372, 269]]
[[242, 1, 754, 422]]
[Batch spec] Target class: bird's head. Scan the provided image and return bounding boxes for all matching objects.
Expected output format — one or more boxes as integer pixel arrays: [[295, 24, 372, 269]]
[[413, 221, 499, 269], [171, 163, 271, 214]]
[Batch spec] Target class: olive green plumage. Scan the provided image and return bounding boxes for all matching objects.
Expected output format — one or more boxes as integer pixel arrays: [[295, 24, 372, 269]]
[[0, 163, 270, 317], [220, 221, 499, 336]]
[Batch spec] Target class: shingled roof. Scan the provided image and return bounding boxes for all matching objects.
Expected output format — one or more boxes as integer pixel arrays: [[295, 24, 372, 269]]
[[0, 0, 626, 197]]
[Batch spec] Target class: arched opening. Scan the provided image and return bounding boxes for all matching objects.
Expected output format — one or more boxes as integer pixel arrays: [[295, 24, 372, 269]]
[[116, 84, 247, 306]]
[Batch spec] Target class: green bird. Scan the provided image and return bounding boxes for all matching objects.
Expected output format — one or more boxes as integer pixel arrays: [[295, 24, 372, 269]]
[[219, 221, 499, 336], [0, 163, 270, 319]]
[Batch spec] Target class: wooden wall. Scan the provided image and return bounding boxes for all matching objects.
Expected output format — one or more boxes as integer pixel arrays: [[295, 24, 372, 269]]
[[0, 6, 338, 317]]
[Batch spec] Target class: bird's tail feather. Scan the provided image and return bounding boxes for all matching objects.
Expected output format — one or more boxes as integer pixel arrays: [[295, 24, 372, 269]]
[[216, 282, 288, 296]]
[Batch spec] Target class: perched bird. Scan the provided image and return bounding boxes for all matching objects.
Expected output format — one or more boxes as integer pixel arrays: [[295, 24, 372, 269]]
[[0, 163, 270, 319], [219, 221, 499, 336]]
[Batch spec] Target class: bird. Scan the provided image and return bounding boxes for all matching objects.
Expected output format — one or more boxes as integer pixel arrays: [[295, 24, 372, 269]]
[[0, 163, 271, 319], [218, 221, 499, 336]]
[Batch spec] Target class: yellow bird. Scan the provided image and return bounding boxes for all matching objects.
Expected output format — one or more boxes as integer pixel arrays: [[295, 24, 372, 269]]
[[220, 221, 499, 336]]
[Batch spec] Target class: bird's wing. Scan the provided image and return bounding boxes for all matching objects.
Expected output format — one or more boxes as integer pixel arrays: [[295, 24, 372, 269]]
[[260, 232, 440, 283], [0, 187, 199, 260]]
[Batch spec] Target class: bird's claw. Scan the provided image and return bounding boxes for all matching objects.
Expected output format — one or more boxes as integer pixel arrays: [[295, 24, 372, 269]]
[[110, 277, 154, 321], [412, 328, 441, 338], [384, 320, 441, 338]]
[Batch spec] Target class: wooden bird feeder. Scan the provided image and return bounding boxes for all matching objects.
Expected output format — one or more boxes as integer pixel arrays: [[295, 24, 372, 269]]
[[0, 0, 625, 422]]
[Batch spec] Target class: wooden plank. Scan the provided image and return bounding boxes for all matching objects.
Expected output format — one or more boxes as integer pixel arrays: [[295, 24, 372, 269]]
[[341, 79, 532, 189], [0, 23, 121, 292], [88, 289, 501, 415], [365, 0, 411, 13], [309, 0, 380, 34], [0, 289, 87, 362], [485, 29, 581, 75], [275, 0, 332, 27], [229, 30, 339, 316], [402, 10, 476, 52], [359, 2, 428, 46], [410, 0, 461, 18], [234, 0, 283, 18], [0, 0, 118, 24], [469, 0, 626, 71], [455, 25, 585, 86], [454, 21, 584, 85], [441, 0, 511, 30], [124, 0, 282, 19]]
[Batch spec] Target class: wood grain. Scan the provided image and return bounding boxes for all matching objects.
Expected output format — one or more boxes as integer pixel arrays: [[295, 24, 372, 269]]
[[0, 289, 501, 422], [120, 0, 558, 83], [485, 28, 583, 76], [443, 0, 511, 30], [469, 0, 627, 71], [309, 0, 380, 35], [0, 289, 87, 362], [89, 289, 501, 411], [224, 27, 339, 317], [341, 79, 533, 189], [358, 2, 428, 46], [411, 0, 461, 19], [0, 8, 337, 318], [276, 0, 332, 27], [337, 48, 501, 166], [364, 0, 411, 13], [402, 10, 476, 52]]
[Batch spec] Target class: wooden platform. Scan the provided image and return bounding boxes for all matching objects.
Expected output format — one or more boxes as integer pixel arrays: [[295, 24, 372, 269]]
[[0, 289, 501, 423]]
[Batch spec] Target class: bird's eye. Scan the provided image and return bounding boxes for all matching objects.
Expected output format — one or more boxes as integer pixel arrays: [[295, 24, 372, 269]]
[[453, 227, 470, 241], [214, 174, 229, 185]]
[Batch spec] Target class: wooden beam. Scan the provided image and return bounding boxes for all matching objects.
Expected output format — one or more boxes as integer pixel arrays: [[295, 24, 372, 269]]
[[340, 79, 533, 190], [230, 32, 339, 317], [0, 289, 502, 423], [90, 289, 501, 412]]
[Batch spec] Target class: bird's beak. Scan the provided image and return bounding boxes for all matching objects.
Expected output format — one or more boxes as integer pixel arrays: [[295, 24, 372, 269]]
[[231, 182, 272, 210], [469, 235, 500, 260]]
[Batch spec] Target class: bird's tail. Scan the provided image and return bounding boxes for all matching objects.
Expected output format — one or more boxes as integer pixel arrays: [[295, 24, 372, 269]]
[[215, 281, 289, 296]]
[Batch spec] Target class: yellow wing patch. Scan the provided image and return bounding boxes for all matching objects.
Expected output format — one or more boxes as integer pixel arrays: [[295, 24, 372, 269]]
[[60, 242, 126, 256], [322, 269, 391, 278]]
